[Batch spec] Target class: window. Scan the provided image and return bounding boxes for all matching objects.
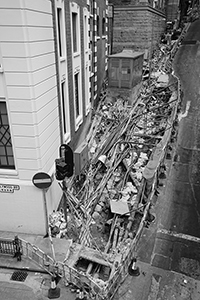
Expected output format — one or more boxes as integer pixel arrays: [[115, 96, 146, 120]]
[[102, 17, 106, 36], [84, 15, 88, 50], [97, 15, 100, 36], [57, 7, 63, 57], [72, 12, 78, 53], [85, 65, 90, 113], [89, 0, 94, 15], [74, 73, 79, 118], [0, 102, 15, 169], [61, 81, 66, 134]]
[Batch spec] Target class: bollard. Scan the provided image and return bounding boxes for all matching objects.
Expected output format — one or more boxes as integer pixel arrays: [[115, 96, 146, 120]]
[[128, 258, 140, 276], [48, 275, 61, 299], [75, 287, 87, 300]]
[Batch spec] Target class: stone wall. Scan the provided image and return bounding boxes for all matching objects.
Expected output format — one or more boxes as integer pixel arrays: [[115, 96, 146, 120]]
[[112, 6, 166, 57]]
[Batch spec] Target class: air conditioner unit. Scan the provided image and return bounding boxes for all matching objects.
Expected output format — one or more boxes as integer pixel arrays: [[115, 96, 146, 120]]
[[74, 141, 89, 175]]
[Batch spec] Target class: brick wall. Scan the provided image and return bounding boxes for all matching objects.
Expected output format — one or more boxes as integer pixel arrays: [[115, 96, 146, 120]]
[[112, 6, 166, 56]]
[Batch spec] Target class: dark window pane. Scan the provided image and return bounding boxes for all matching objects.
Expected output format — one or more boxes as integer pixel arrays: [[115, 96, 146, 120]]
[[57, 8, 62, 57], [74, 73, 79, 117], [102, 17, 106, 35], [61, 81, 66, 134], [0, 102, 15, 169], [97, 15, 99, 36], [72, 12, 77, 52]]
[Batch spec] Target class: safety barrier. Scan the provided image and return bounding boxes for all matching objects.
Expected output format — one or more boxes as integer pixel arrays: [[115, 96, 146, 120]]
[[0, 237, 22, 256], [19, 238, 105, 299]]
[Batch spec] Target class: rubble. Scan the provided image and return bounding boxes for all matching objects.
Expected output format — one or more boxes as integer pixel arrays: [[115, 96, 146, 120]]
[[49, 209, 67, 238]]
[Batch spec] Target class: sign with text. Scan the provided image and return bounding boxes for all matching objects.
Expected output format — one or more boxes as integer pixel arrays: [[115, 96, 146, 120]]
[[0, 184, 20, 193]]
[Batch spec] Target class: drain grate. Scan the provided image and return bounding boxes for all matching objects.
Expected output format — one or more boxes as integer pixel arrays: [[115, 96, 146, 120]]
[[181, 40, 197, 45], [10, 271, 28, 282]]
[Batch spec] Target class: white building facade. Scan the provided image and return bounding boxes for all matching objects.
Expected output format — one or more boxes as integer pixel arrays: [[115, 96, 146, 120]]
[[0, 0, 62, 234], [0, 0, 108, 235]]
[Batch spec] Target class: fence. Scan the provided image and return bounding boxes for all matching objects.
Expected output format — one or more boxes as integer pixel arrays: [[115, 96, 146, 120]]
[[0, 237, 22, 256], [19, 238, 105, 299]]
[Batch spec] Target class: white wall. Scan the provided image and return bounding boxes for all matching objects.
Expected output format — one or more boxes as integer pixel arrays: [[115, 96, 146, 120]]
[[0, 0, 62, 234], [0, 179, 45, 234], [0, 0, 60, 180]]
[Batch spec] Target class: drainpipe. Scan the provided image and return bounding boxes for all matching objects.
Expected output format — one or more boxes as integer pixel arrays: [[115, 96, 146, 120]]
[[51, 0, 64, 145]]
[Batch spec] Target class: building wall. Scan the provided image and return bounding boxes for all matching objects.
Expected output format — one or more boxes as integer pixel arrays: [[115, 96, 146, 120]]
[[65, 0, 108, 148], [166, 0, 179, 21], [0, 0, 62, 234], [96, 0, 108, 101], [0, 0, 108, 234], [112, 6, 166, 56], [65, 0, 90, 150]]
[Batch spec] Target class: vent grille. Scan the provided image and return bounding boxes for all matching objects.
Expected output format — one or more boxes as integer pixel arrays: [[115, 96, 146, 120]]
[[10, 271, 28, 282]]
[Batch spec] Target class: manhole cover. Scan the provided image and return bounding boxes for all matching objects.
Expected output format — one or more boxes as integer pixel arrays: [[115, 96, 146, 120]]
[[10, 271, 28, 282]]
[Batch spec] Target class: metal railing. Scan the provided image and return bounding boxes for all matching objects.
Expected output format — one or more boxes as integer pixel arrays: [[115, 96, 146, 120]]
[[0, 237, 22, 256]]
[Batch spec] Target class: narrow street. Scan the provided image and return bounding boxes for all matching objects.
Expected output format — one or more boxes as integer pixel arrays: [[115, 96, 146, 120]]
[[114, 19, 200, 300]]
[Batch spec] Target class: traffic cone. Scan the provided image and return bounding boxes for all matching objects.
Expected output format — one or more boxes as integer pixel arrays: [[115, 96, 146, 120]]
[[75, 287, 86, 300], [48, 276, 61, 299], [166, 152, 172, 159], [128, 258, 140, 276], [159, 171, 166, 179]]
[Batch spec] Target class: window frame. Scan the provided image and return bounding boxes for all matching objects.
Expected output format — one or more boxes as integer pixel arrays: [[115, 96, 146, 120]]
[[55, 5, 65, 61], [70, 3, 83, 130], [71, 3, 80, 56], [0, 101, 15, 170]]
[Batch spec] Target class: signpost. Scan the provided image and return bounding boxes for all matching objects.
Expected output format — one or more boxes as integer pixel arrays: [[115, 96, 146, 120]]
[[32, 172, 52, 189], [32, 172, 60, 298], [32, 172, 52, 235]]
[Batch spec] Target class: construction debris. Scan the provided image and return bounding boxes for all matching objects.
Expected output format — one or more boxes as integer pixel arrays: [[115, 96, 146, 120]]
[[51, 25, 189, 298], [49, 210, 67, 238]]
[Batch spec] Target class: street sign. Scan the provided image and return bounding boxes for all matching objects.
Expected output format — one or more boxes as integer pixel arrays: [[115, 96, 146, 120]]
[[32, 172, 52, 189]]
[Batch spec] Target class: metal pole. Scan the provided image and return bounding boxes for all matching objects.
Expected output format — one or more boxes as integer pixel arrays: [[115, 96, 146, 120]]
[[48, 225, 56, 262], [42, 189, 49, 235]]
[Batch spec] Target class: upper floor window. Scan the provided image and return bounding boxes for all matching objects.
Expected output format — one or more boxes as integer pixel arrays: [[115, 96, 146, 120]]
[[61, 81, 66, 134], [89, 0, 94, 15], [74, 73, 80, 118], [97, 15, 100, 36], [0, 102, 15, 169], [56, 7, 64, 58], [102, 17, 106, 36], [72, 12, 78, 53], [84, 14, 89, 51]]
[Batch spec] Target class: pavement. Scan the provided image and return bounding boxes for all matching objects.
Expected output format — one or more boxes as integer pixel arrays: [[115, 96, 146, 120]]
[[0, 231, 77, 300]]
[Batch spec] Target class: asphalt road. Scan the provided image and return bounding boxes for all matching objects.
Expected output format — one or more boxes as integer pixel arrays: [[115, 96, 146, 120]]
[[158, 19, 200, 277], [145, 18, 200, 277], [114, 19, 200, 300]]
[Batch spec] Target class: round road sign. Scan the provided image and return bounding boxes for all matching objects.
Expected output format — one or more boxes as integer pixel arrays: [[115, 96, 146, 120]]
[[32, 172, 52, 189]]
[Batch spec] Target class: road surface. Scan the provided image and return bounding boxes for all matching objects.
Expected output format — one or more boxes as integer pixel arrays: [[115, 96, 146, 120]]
[[114, 18, 200, 300]]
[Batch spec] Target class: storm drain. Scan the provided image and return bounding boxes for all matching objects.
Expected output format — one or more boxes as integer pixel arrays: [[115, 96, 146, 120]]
[[10, 271, 28, 282], [181, 40, 197, 45]]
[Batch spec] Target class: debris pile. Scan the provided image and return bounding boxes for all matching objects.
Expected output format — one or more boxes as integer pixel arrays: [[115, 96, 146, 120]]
[[49, 210, 67, 238], [60, 45, 177, 250], [55, 36, 182, 299]]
